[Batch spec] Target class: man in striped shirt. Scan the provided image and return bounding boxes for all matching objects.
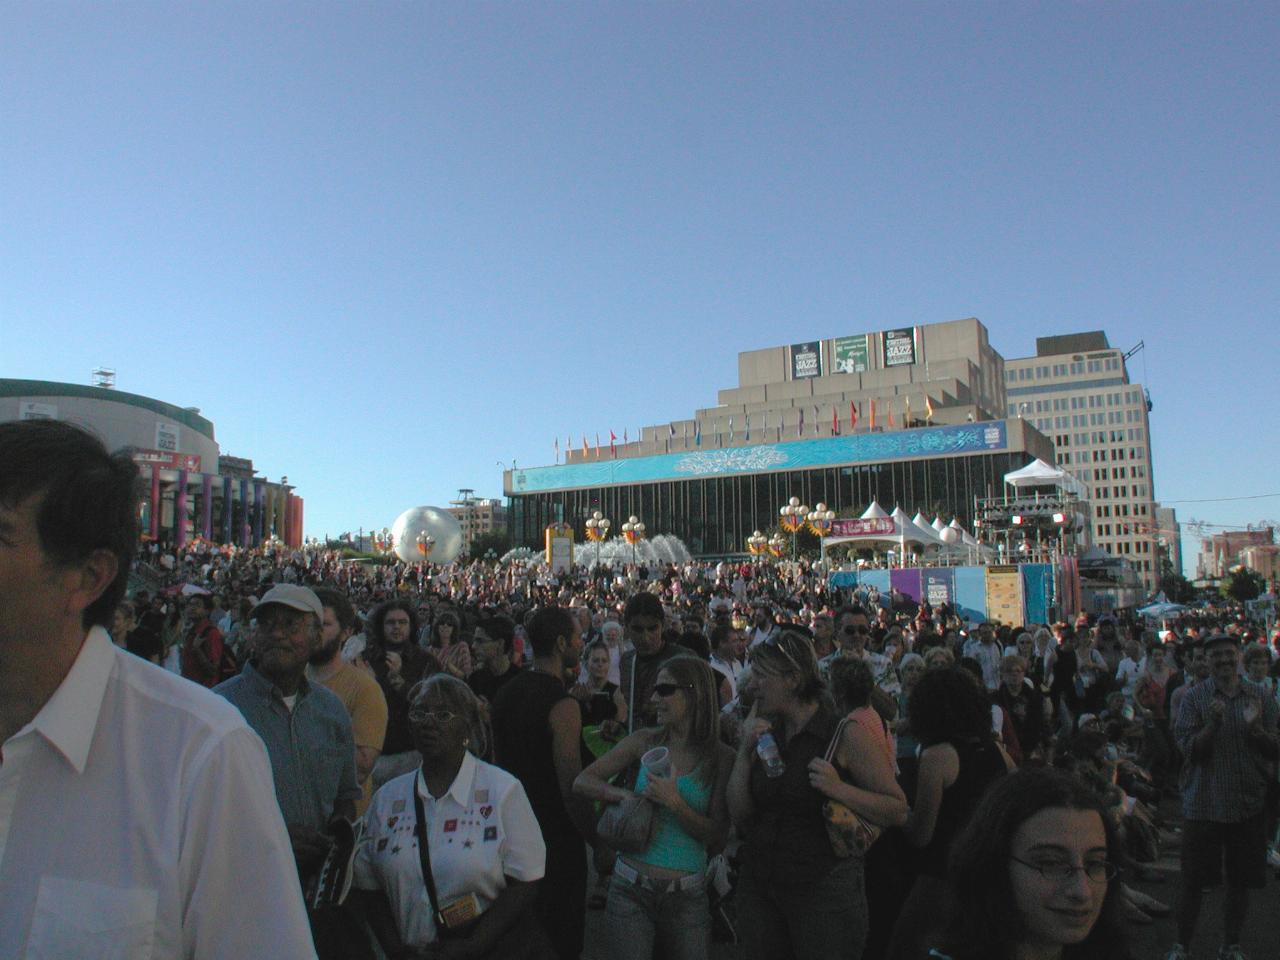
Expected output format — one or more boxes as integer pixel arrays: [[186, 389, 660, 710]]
[[1165, 633, 1279, 960]]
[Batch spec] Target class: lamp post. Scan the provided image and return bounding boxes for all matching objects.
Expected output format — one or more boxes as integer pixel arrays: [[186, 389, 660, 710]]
[[747, 530, 768, 558], [585, 510, 611, 569], [415, 530, 436, 562], [767, 533, 787, 558], [621, 515, 646, 566], [807, 502, 835, 536], [779, 496, 809, 560]]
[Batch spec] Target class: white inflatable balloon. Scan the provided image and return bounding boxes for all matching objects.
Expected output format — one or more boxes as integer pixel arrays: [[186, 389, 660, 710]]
[[391, 506, 464, 564]]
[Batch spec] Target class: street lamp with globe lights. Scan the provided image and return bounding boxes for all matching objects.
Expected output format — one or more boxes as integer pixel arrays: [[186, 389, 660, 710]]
[[747, 530, 769, 557], [585, 511, 611, 569], [807, 502, 835, 536], [415, 531, 436, 562], [621, 515, 646, 566], [779, 496, 810, 559], [767, 533, 788, 558]]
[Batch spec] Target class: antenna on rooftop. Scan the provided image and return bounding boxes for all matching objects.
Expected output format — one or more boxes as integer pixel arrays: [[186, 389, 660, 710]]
[[92, 367, 116, 389]]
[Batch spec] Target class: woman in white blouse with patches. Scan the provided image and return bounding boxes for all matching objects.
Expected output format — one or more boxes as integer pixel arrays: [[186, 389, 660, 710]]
[[354, 675, 551, 959]]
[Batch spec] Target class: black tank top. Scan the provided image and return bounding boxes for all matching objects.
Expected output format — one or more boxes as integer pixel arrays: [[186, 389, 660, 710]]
[[915, 738, 1007, 877]]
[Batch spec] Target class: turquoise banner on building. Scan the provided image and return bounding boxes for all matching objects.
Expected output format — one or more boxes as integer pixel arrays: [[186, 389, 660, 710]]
[[512, 421, 1008, 493]]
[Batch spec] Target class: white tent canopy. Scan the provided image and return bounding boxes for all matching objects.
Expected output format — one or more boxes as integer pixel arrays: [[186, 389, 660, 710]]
[[1003, 458, 1087, 498], [861, 501, 890, 519]]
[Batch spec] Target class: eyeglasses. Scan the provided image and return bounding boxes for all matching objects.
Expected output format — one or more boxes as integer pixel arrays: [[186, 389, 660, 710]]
[[652, 683, 692, 698], [1010, 856, 1117, 883], [408, 709, 458, 726]]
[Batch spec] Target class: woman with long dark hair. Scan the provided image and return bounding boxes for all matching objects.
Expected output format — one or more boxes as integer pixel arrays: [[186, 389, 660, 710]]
[[930, 766, 1129, 960], [887, 667, 1014, 960], [574, 656, 733, 959]]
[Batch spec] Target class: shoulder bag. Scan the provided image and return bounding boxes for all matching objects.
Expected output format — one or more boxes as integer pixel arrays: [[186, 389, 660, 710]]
[[821, 718, 883, 858]]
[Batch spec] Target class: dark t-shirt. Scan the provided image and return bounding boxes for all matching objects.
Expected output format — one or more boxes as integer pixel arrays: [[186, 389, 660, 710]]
[[467, 662, 521, 703], [491, 670, 578, 840]]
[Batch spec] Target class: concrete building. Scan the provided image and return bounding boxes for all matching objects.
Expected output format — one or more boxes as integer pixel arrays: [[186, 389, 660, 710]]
[[1197, 527, 1276, 580], [1005, 334, 1160, 593], [445, 490, 508, 554], [507, 318, 1054, 556], [1153, 504, 1183, 578], [0, 378, 302, 548]]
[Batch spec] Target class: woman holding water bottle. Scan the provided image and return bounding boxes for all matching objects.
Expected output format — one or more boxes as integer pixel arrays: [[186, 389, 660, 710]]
[[573, 657, 733, 960], [727, 631, 907, 960]]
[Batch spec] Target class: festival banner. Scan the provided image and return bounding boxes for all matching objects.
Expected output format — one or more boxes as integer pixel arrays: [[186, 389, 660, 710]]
[[789, 341, 823, 379], [1021, 563, 1054, 625], [922, 568, 955, 609], [833, 335, 870, 373], [19, 400, 57, 420], [882, 327, 917, 367], [984, 565, 1025, 625], [155, 421, 180, 452], [829, 517, 897, 537], [890, 567, 922, 604], [953, 566, 988, 623], [131, 449, 203, 472], [544, 523, 574, 574]]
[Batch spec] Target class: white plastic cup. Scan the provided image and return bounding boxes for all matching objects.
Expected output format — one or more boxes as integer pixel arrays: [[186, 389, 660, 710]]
[[641, 746, 671, 779]]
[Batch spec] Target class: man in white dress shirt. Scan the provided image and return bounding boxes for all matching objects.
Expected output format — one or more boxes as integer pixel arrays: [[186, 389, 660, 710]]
[[0, 419, 316, 959]]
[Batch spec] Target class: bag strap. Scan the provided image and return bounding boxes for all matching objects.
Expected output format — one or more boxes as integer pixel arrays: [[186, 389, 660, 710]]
[[412, 778, 447, 929], [824, 717, 851, 764]]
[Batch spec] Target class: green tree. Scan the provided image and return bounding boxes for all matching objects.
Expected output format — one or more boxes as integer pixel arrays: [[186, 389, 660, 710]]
[[1221, 567, 1265, 603], [468, 530, 512, 560], [1158, 573, 1196, 605]]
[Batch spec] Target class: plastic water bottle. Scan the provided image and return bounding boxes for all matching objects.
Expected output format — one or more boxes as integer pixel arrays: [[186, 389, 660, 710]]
[[756, 731, 786, 778]]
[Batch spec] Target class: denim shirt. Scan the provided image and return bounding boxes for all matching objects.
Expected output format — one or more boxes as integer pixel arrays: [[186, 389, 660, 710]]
[[215, 662, 360, 832]]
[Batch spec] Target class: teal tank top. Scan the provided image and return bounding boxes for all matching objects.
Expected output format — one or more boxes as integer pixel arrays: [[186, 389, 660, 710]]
[[632, 765, 713, 874]]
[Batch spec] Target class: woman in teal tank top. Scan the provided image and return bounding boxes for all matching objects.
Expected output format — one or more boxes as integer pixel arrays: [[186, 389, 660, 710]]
[[574, 657, 734, 960]]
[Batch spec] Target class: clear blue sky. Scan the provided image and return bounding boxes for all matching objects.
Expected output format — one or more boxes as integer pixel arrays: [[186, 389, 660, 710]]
[[3, 3, 1277, 573]]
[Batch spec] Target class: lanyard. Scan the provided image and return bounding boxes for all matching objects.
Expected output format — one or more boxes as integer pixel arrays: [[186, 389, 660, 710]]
[[412, 781, 447, 929]]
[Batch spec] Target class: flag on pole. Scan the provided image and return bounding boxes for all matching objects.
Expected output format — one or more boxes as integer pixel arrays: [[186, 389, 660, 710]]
[[595, 432, 601, 459], [798, 407, 804, 437], [905, 395, 912, 426], [694, 421, 702, 446], [582, 434, 589, 458], [554, 437, 560, 463], [813, 405, 820, 435], [609, 430, 617, 457], [869, 400, 876, 431], [887, 401, 896, 429], [850, 400, 858, 431], [831, 405, 839, 436], [729, 417, 735, 443], [745, 413, 750, 442], [623, 427, 628, 444], [925, 396, 935, 422]]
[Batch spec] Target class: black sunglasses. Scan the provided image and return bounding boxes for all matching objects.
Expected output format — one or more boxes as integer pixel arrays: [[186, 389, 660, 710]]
[[652, 682, 692, 698], [842, 625, 869, 635]]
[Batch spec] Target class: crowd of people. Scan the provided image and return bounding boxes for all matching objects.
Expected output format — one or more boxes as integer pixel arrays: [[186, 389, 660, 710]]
[[5, 419, 1279, 960]]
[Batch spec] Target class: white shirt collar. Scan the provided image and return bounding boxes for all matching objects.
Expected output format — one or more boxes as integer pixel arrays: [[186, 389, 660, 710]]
[[23, 626, 115, 774], [415, 750, 478, 808]]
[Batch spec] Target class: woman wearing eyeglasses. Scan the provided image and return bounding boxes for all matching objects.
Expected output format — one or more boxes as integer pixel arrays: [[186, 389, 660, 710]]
[[353, 675, 552, 960], [573, 656, 732, 960], [929, 766, 1128, 960], [728, 632, 907, 960]]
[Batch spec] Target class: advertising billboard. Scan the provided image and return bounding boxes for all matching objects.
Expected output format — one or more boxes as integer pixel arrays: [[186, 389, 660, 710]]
[[789, 341, 823, 379], [832, 335, 870, 373], [882, 327, 917, 367]]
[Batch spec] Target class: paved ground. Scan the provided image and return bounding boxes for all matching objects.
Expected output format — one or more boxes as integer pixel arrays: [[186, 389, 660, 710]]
[[582, 816, 1280, 960]]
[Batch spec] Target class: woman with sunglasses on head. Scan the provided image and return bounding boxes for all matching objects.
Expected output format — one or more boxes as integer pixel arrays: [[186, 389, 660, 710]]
[[427, 611, 473, 681], [728, 631, 907, 960], [574, 657, 733, 960], [929, 766, 1129, 960], [354, 675, 552, 960]]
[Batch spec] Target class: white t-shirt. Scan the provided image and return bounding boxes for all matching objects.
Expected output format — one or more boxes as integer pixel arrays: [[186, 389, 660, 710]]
[[0, 628, 314, 959], [1115, 656, 1145, 699], [354, 753, 545, 948]]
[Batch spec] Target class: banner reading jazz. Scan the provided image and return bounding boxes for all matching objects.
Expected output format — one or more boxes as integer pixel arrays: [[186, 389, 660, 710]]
[[882, 327, 917, 367], [790, 341, 823, 379], [833, 335, 869, 373], [984, 565, 1025, 625], [922, 568, 955, 610]]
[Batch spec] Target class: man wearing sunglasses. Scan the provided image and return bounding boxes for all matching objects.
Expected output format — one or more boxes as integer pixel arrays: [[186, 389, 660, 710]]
[[819, 606, 899, 719]]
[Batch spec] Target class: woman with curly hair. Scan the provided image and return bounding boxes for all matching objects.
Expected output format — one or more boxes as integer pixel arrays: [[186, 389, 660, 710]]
[[887, 667, 1013, 960], [930, 766, 1129, 960]]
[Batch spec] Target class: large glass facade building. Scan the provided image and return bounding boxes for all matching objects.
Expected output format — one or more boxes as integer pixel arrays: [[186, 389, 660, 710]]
[[508, 418, 1053, 555]]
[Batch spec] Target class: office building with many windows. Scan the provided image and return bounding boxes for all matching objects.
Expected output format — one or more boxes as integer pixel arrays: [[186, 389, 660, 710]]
[[1004, 333, 1162, 593]]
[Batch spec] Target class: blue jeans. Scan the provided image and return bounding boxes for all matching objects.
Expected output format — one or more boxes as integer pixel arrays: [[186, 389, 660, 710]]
[[736, 857, 867, 960], [604, 868, 710, 960]]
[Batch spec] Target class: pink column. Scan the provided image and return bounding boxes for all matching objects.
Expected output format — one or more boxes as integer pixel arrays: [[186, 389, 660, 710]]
[[175, 469, 189, 548], [149, 464, 161, 539]]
